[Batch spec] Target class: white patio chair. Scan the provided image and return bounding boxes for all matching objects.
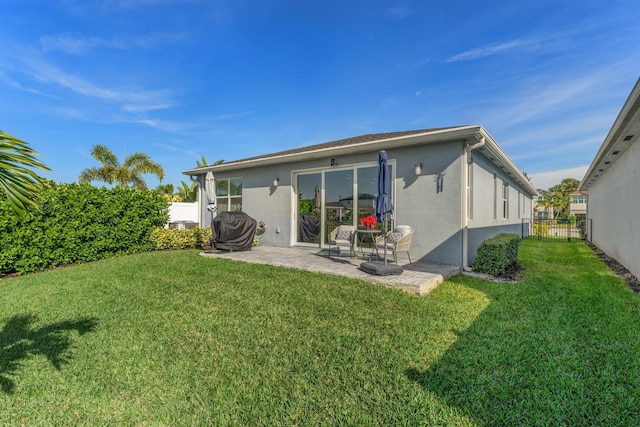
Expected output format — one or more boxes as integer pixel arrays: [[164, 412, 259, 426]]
[[327, 225, 357, 258], [374, 225, 414, 264]]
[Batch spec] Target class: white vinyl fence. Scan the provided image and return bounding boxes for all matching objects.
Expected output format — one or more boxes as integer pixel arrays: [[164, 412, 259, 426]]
[[167, 202, 199, 228]]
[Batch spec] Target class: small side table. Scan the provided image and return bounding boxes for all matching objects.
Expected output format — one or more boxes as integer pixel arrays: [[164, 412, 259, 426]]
[[356, 229, 381, 259]]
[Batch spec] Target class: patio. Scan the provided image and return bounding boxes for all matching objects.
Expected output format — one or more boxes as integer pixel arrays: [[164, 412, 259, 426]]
[[200, 246, 461, 295]]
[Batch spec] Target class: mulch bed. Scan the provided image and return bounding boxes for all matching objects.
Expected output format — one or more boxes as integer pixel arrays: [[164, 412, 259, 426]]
[[587, 242, 640, 295]]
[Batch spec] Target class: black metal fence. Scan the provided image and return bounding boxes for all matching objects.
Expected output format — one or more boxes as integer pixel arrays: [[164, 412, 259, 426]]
[[522, 219, 592, 242]]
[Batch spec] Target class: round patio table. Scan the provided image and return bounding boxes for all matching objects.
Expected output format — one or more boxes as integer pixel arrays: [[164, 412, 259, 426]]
[[356, 229, 381, 260]]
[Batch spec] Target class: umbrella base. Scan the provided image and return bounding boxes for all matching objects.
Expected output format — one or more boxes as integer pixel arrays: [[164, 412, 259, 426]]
[[360, 261, 403, 276]]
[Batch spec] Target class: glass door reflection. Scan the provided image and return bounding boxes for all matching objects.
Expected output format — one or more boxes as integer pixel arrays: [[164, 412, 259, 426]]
[[324, 169, 353, 244], [295, 173, 322, 245]]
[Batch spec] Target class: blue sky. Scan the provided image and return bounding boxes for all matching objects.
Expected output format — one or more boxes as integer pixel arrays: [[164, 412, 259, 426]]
[[1, 0, 639, 191]]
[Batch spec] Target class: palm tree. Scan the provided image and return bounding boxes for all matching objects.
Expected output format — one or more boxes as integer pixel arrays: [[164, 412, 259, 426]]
[[0, 130, 50, 216], [176, 180, 197, 202], [79, 144, 164, 188]]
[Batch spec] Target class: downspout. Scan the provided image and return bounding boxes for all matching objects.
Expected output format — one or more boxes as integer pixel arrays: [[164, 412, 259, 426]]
[[190, 175, 201, 226], [462, 135, 485, 271]]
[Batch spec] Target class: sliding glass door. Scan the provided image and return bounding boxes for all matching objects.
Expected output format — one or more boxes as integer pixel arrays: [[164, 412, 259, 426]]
[[293, 162, 393, 247], [324, 169, 353, 243], [295, 173, 322, 245]]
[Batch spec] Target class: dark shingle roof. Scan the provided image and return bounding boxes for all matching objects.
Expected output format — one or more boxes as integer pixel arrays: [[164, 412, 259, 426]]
[[216, 126, 467, 166]]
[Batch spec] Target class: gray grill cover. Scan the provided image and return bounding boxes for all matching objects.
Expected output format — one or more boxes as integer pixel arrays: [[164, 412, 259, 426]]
[[211, 211, 257, 251]]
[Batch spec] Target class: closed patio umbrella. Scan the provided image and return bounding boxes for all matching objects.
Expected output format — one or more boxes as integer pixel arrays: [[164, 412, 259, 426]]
[[360, 151, 403, 275], [205, 171, 217, 214], [376, 150, 393, 264]]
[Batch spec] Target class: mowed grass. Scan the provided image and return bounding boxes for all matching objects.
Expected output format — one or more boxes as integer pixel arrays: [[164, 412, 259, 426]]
[[1, 240, 640, 425]]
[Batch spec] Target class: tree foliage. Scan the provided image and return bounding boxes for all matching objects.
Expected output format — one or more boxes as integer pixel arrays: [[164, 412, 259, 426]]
[[177, 181, 198, 202], [0, 130, 50, 217], [79, 144, 164, 188], [536, 178, 580, 219]]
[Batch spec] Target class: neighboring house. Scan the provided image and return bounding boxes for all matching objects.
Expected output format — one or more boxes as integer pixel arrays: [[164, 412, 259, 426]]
[[579, 77, 640, 279], [533, 192, 554, 220], [184, 125, 537, 268], [568, 191, 588, 220]]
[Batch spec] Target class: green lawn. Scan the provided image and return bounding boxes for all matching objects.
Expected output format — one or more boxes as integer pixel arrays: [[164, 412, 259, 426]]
[[1, 240, 639, 425]]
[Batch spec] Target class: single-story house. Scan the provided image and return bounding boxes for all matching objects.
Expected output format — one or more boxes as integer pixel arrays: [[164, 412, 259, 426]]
[[579, 77, 640, 279], [183, 125, 538, 269]]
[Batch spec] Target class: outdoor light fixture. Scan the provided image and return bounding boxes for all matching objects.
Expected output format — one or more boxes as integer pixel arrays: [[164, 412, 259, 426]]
[[414, 163, 423, 176], [330, 158, 337, 167], [273, 177, 279, 187]]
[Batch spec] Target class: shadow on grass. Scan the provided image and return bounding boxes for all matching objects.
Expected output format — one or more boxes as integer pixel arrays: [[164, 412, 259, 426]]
[[404, 274, 640, 425], [0, 314, 98, 394]]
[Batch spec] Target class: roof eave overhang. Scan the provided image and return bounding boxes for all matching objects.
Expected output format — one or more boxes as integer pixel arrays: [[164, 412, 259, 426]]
[[579, 77, 640, 191]]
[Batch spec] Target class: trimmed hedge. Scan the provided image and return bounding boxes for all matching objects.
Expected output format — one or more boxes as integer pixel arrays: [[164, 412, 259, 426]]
[[150, 227, 212, 250], [471, 233, 520, 276], [0, 182, 169, 274]]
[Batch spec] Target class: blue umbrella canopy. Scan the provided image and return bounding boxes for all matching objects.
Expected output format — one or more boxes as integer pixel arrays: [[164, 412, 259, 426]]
[[375, 150, 393, 222]]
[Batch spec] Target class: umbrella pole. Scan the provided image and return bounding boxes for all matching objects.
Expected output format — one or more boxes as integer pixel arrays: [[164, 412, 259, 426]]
[[383, 213, 388, 265]]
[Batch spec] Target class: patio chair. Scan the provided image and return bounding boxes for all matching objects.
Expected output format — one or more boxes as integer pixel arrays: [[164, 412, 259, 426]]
[[374, 225, 414, 264], [327, 225, 357, 258]]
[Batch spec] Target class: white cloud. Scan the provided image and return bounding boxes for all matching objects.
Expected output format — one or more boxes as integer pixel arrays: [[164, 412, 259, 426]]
[[40, 33, 125, 54], [529, 165, 589, 190], [446, 37, 542, 62], [40, 31, 186, 53]]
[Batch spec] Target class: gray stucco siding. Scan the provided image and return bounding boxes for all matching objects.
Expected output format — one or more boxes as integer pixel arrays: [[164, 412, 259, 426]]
[[390, 141, 464, 265]]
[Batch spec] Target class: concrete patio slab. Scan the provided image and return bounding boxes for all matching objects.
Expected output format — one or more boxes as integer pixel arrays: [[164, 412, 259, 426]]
[[200, 246, 461, 296]]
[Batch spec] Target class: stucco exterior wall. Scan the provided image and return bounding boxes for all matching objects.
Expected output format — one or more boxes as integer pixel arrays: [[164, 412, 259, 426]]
[[388, 141, 463, 265], [588, 139, 640, 278], [466, 153, 531, 264]]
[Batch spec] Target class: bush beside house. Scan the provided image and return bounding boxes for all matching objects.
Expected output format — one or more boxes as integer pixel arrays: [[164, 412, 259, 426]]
[[471, 233, 520, 276], [0, 182, 169, 274], [150, 227, 212, 250]]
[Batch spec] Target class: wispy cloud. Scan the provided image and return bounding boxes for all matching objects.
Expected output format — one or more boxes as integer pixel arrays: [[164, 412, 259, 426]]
[[102, 0, 203, 9], [213, 110, 256, 121], [122, 102, 177, 113], [40, 33, 125, 54], [134, 32, 187, 49], [484, 64, 630, 131], [446, 37, 542, 62], [40, 31, 186, 53], [21, 56, 176, 109]]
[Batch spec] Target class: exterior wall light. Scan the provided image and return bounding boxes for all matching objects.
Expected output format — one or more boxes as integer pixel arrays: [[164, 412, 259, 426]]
[[330, 158, 337, 167], [273, 177, 279, 187], [414, 163, 423, 176]]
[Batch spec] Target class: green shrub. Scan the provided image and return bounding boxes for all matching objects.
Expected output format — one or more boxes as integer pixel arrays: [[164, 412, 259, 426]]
[[0, 182, 169, 274], [150, 227, 212, 250], [471, 233, 520, 276]]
